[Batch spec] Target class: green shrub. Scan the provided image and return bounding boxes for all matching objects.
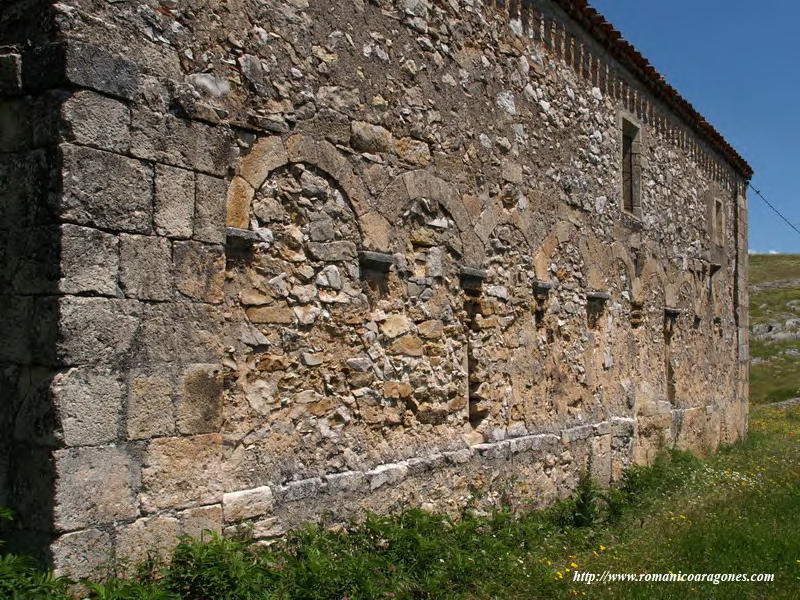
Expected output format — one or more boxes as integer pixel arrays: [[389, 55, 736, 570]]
[[164, 533, 277, 600], [0, 553, 73, 600]]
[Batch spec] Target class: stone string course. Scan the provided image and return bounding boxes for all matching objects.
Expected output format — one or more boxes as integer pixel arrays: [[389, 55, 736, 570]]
[[0, 0, 749, 578]]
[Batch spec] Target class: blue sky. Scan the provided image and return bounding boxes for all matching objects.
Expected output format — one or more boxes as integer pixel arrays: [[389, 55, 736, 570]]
[[589, 0, 800, 254]]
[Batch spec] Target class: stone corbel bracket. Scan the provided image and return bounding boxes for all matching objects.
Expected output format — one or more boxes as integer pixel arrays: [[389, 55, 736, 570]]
[[586, 290, 611, 303], [459, 265, 487, 291], [532, 279, 554, 299], [359, 250, 394, 273]]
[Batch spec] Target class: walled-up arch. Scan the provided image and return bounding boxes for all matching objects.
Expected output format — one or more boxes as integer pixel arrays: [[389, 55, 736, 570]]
[[532, 221, 576, 282], [472, 193, 540, 261], [227, 134, 392, 250], [375, 170, 483, 266]]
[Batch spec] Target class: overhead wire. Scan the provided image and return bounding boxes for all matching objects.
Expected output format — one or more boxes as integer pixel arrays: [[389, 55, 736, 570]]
[[749, 184, 800, 239]]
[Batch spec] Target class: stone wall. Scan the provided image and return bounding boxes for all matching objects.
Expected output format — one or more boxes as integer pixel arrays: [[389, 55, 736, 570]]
[[0, 0, 750, 578]]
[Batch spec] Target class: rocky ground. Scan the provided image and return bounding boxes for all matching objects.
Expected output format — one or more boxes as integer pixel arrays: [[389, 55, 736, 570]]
[[749, 254, 800, 404]]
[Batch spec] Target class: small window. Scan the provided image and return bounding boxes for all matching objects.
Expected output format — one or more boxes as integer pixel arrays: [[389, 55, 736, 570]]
[[622, 133, 635, 213], [714, 199, 724, 246], [620, 118, 641, 216]]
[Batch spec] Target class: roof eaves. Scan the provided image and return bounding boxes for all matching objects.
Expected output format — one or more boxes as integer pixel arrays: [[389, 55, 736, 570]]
[[551, 0, 753, 179]]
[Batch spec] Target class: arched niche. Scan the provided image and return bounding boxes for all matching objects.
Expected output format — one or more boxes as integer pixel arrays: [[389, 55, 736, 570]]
[[227, 134, 391, 250], [375, 170, 483, 266]]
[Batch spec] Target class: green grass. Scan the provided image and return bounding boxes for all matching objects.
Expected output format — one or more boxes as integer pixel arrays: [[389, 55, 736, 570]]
[[748, 254, 800, 286], [749, 254, 800, 404], [748, 286, 800, 324], [3, 405, 799, 599]]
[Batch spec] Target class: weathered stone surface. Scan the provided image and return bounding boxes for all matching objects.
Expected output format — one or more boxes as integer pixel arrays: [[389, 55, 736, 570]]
[[195, 174, 227, 244], [51, 528, 113, 580], [226, 176, 254, 229], [366, 463, 408, 490], [380, 314, 411, 338], [325, 471, 367, 494], [394, 137, 431, 165], [240, 136, 288, 189], [141, 434, 227, 511], [54, 297, 141, 366], [384, 381, 413, 399], [127, 368, 175, 440], [251, 516, 285, 539], [351, 121, 393, 153], [53, 446, 139, 531], [24, 40, 139, 100], [133, 302, 223, 366], [247, 306, 295, 324], [61, 90, 130, 153], [388, 335, 424, 356], [307, 241, 357, 262], [60, 224, 119, 296], [418, 319, 444, 339], [52, 367, 123, 447], [154, 164, 195, 239], [130, 109, 238, 176], [282, 477, 322, 502], [61, 144, 153, 233], [178, 364, 223, 435], [116, 516, 181, 565], [223, 486, 274, 522], [174, 241, 225, 303], [120, 234, 173, 301], [179, 504, 223, 539], [0, 52, 22, 95]]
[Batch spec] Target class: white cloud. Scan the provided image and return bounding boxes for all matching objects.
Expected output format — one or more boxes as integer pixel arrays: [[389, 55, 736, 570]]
[[769, 250, 780, 254]]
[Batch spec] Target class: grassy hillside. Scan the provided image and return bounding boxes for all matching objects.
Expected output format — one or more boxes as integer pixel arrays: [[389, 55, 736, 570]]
[[749, 254, 800, 404]]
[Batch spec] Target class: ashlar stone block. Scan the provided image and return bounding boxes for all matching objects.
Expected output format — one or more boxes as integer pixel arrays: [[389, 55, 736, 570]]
[[127, 367, 176, 440], [178, 504, 223, 539], [222, 486, 274, 522], [60, 224, 119, 296], [174, 241, 225, 303], [154, 164, 195, 239], [178, 364, 223, 435], [116, 515, 181, 566], [24, 41, 139, 100], [130, 109, 238, 177], [60, 144, 153, 233], [53, 446, 139, 532], [60, 90, 131, 153], [53, 297, 141, 366], [194, 173, 227, 244], [51, 528, 113, 580], [141, 434, 228, 512], [120, 234, 173, 301], [52, 366, 124, 447]]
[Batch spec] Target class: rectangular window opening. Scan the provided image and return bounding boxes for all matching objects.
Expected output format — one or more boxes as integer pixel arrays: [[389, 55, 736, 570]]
[[714, 199, 724, 246], [621, 118, 641, 217], [622, 132, 635, 213]]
